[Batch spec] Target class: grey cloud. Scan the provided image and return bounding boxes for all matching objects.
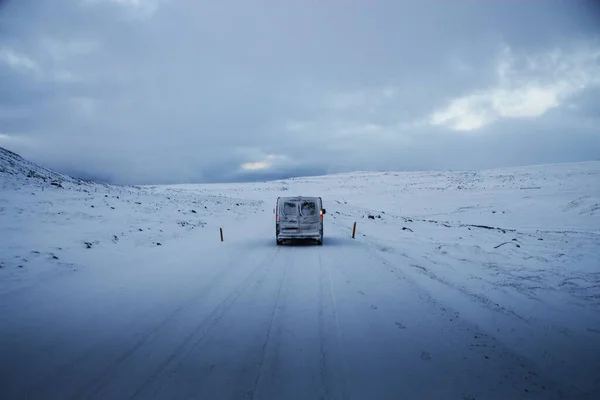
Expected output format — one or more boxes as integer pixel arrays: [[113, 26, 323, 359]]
[[0, 0, 599, 184]]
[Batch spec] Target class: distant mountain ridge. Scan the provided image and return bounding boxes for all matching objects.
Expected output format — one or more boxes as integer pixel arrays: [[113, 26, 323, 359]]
[[0, 146, 89, 189]]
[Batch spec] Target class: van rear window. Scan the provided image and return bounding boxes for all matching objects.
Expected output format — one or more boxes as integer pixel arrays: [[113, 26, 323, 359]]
[[300, 201, 317, 216], [283, 202, 298, 215]]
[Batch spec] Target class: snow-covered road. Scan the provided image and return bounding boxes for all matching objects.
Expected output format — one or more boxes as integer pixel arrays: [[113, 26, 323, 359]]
[[1, 150, 600, 399], [0, 211, 578, 399]]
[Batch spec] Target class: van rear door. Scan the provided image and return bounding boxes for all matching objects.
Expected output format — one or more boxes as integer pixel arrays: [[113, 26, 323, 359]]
[[279, 199, 300, 233], [299, 198, 320, 233]]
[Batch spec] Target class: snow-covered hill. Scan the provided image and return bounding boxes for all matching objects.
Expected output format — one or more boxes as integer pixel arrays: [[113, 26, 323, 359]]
[[0, 146, 89, 190], [0, 147, 263, 289], [1, 147, 599, 399]]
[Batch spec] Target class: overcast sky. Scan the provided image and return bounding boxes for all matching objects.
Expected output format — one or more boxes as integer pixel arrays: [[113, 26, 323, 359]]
[[1, 0, 599, 184]]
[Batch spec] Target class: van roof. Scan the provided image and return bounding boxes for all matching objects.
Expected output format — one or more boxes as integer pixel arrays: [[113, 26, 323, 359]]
[[278, 196, 321, 202]]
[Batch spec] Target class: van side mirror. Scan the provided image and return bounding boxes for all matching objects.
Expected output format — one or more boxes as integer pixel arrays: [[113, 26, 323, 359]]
[[322, 209, 326, 214]]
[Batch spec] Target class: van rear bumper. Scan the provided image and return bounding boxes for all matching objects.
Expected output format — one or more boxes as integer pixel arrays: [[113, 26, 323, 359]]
[[277, 232, 322, 240]]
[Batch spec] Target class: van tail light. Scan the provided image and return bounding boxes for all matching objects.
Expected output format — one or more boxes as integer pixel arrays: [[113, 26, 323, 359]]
[[319, 210, 323, 220], [276, 215, 279, 221]]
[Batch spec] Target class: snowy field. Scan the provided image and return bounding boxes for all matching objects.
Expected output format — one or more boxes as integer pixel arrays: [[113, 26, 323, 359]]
[[1, 147, 599, 399]]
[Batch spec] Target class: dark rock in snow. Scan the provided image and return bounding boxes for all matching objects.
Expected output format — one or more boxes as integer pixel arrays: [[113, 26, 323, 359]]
[[368, 215, 375, 220], [139, 228, 143, 231], [191, 210, 197, 213], [156, 242, 162, 246], [494, 241, 521, 249], [51, 181, 64, 188], [84, 242, 93, 249], [402, 227, 413, 232], [471, 224, 496, 230]]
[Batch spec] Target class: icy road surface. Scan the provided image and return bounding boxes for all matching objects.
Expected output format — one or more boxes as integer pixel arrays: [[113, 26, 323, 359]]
[[1, 155, 600, 399]]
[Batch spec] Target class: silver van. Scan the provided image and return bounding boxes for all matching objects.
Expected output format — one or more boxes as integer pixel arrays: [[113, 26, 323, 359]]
[[275, 196, 326, 245]]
